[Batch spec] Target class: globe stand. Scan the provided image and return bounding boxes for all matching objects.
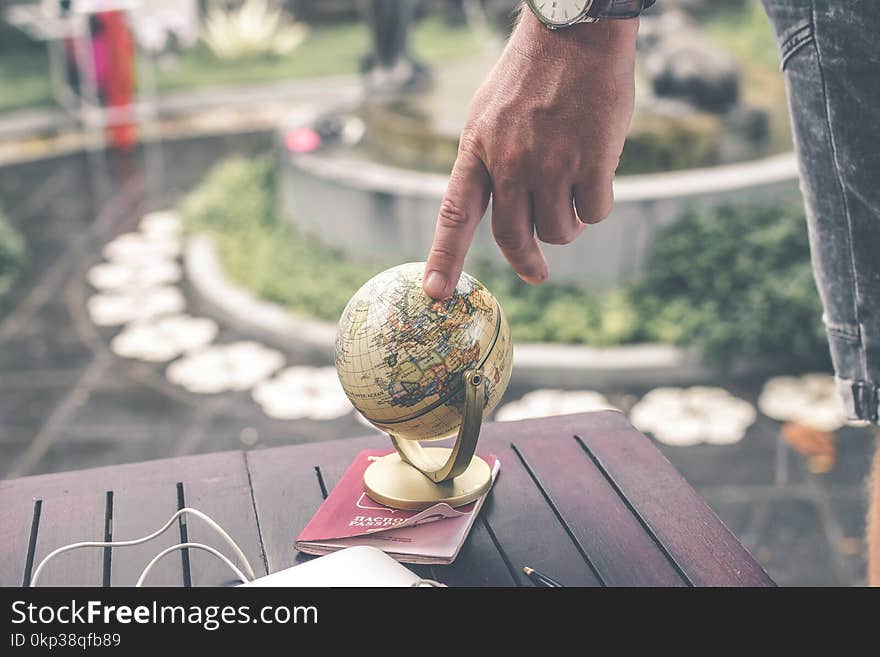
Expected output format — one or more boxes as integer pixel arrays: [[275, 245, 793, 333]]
[[363, 370, 493, 510]]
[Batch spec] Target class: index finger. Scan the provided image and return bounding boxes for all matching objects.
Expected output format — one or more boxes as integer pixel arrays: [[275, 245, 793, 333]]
[[423, 150, 491, 299]]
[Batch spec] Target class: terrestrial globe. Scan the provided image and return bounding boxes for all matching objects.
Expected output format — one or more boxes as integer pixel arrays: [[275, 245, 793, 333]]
[[335, 262, 512, 509]]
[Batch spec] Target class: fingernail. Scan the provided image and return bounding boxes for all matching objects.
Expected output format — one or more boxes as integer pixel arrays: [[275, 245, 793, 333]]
[[424, 271, 448, 298], [520, 269, 548, 285]]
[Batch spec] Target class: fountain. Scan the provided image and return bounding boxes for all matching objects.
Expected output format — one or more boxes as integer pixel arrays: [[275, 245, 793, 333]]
[[277, 2, 797, 288]]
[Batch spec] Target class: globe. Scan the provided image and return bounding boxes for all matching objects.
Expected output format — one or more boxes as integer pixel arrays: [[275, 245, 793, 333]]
[[335, 262, 513, 442]]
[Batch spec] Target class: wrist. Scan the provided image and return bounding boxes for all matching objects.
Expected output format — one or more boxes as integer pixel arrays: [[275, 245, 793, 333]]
[[514, 7, 639, 58]]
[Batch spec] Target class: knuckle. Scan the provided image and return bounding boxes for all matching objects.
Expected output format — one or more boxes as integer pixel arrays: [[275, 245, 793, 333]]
[[492, 226, 530, 253], [577, 199, 614, 225], [437, 198, 471, 230], [427, 243, 460, 265], [531, 102, 562, 127], [457, 133, 484, 161], [493, 142, 530, 171], [557, 151, 577, 172], [505, 143, 526, 160], [536, 225, 579, 245], [506, 148, 530, 172], [580, 164, 615, 180], [492, 169, 523, 196]]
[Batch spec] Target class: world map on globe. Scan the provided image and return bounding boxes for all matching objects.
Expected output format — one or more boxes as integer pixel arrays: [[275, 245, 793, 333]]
[[335, 262, 512, 441]]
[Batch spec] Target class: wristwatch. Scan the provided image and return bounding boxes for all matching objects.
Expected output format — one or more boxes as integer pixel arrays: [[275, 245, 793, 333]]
[[525, 1, 656, 29]]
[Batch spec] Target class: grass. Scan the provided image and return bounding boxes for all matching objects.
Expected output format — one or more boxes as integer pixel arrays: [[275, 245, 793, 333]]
[[700, 0, 781, 72], [0, 49, 52, 113], [0, 17, 481, 113], [179, 157, 382, 321]]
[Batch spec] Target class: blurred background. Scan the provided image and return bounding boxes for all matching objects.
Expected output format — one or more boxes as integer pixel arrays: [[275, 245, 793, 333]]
[[0, 0, 874, 585]]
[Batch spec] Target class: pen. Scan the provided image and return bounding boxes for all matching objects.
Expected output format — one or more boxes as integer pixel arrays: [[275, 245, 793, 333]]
[[522, 566, 564, 587]]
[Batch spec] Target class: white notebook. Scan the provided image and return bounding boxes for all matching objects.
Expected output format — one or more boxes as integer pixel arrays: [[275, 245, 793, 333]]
[[239, 546, 434, 587]]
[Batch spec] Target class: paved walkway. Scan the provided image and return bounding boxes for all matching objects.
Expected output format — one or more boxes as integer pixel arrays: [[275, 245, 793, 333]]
[[0, 133, 875, 586]]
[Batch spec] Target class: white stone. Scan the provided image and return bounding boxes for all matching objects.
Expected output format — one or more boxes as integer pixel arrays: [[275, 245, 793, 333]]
[[705, 407, 755, 445], [139, 211, 182, 240], [103, 232, 181, 263], [87, 287, 186, 326], [640, 387, 685, 406], [653, 415, 704, 447], [87, 260, 182, 291], [110, 315, 218, 362], [758, 373, 847, 431], [253, 366, 354, 420], [495, 389, 618, 422], [112, 327, 181, 362], [629, 385, 756, 447], [167, 341, 285, 394]]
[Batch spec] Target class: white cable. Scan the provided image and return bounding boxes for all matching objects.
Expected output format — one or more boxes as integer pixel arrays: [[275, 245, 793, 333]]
[[136, 543, 250, 587], [30, 507, 256, 587]]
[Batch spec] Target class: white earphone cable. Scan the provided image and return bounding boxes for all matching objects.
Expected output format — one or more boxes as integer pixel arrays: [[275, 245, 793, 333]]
[[29, 507, 256, 587], [135, 543, 251, 587]]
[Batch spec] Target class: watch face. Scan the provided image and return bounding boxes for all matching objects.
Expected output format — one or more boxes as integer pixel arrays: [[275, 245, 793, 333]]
[[529, 0, 593, 27]]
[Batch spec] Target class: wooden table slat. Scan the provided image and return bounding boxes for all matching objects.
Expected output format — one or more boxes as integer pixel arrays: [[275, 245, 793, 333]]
[[110, 484, 184, 587], [512, 429, 688, 586], [30, 491, 107, 586], [0, 450, 259, 499], [431, 517, 518, 587], [0, 453, 241, 587], [0, 496, 40, 586], [180, 452, 268, 586], [577, 425, 775, 587], [246, 442, 352, 574], [477, 431, 603, 587]]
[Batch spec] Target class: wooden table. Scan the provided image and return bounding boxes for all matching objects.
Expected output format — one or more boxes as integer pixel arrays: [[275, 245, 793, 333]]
[[0, 411, 774, 587]]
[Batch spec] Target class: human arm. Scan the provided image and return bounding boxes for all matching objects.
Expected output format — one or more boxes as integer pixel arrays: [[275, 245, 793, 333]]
[[422, 7, 639, 299]]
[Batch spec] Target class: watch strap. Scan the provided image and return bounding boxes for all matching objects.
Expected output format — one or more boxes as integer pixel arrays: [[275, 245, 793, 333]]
[[590, 0, 656, 20]]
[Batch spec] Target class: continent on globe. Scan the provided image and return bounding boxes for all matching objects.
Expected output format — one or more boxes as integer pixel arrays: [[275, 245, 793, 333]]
[[335, 262, 513, 442]]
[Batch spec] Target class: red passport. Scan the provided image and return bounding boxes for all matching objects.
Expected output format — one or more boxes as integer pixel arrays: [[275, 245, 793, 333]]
[[295, 449, 500, 564]]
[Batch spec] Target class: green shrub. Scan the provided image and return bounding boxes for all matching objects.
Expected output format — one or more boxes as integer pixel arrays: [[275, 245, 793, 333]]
[[180, 158, 828, 366], [468, 260, 605, 343], [626, 203, 827, 367], [179, 157, 384, 321], [179, 156, 606, 337], [621, 113, 723, 174], [0, 207, 25, 303]]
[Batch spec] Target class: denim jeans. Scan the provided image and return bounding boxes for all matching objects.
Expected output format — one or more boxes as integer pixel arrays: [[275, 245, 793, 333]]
[[761, 0, 880, 424]]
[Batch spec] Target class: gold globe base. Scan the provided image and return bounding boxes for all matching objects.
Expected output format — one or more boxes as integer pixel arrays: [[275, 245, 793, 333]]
[[363, 448, 492, 511]]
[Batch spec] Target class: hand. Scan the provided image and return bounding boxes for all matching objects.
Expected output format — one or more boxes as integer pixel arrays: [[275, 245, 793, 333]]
[[422, 11, 639, 299]]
